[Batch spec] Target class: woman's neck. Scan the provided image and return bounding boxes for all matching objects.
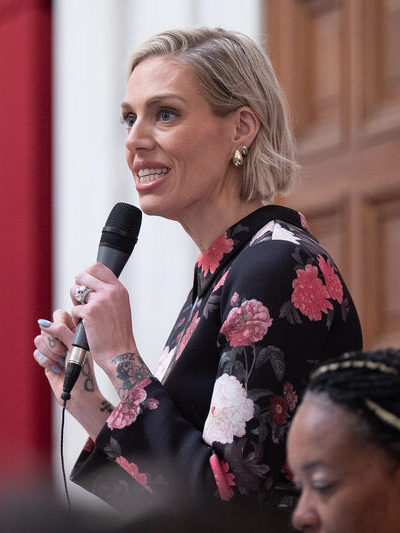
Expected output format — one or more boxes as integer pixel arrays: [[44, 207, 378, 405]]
[[179, 198, 263, 254]]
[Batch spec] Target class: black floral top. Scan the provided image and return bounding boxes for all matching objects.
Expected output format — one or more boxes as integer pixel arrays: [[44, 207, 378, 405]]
[[71, 205, 362, 513]]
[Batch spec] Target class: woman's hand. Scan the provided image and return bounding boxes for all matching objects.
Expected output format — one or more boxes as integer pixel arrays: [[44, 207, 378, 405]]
[[34, 309, 113, 440], [70, 262, 152, 400], [70, 262, 137, 375]]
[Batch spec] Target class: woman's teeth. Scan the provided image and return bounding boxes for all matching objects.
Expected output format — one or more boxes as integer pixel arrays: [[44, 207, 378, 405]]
[[138, 167, 170, 183]]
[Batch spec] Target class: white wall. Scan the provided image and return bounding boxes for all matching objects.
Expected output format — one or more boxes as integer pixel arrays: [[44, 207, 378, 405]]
[[53, 0, 261, 509]]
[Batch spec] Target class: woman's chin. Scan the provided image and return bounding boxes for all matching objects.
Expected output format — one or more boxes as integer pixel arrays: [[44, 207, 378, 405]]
[[137, 197, 178, 221]]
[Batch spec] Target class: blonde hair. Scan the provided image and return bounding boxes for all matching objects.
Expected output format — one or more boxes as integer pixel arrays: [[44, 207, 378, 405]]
[[128, 27, 298, 203]]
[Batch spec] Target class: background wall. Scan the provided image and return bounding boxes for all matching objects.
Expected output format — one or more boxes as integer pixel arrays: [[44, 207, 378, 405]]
[[53, 0, 262, 508], [0, 0, 52, 489]]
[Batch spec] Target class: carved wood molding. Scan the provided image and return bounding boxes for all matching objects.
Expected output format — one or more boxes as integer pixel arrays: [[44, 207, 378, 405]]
[[296, 0, 340, 16]]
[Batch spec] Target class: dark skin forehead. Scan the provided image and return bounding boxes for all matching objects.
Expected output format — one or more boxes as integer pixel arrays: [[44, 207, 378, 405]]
[[287, 393, 393, 478]]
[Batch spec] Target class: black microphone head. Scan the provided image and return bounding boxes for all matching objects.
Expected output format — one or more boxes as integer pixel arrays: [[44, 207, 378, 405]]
[[100, 202, 142, 255]]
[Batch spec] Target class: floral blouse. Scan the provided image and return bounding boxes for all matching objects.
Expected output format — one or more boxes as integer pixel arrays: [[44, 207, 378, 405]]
[[71, 205, 362, 513]]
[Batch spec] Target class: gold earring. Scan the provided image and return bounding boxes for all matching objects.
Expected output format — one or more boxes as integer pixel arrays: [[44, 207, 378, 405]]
[[233, 149, 243, 167]]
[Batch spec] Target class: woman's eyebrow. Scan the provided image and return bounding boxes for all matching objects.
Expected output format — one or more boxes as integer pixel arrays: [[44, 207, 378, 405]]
[[303, 461, 326, 472], [121, 94, 187, 110]]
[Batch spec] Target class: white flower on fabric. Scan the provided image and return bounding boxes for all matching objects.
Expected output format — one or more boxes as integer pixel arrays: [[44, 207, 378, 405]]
[[203, 374, 254, 445], [155, 345, 176, 381], [271, 223, 300, 244], [249, 220, 275, 246]]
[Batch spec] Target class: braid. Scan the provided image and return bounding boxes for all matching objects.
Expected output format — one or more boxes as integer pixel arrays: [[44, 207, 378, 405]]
[[308, 349, 400, 463]]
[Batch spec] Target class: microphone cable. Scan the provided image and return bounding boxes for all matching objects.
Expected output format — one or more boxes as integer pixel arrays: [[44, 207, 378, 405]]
[[61, 398, 72, 512]]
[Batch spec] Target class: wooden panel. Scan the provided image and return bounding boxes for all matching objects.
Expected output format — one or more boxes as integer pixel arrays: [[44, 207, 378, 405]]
[[268, 0, 349, 156], [360, 0, 400, 139], [303, 204, 348, 276], [363, 192, 400, 348], [267, 0, 400, 351]]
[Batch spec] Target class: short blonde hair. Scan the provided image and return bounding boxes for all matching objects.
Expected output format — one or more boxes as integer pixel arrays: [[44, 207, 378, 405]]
[[129, 27, 298, 203]]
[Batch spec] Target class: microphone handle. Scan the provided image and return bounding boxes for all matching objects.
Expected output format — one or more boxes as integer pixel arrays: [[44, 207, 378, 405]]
[[61, 246, 131, 401]]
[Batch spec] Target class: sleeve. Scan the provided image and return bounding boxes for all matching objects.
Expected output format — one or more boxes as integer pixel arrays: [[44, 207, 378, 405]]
[[70, 239, 350, 511]]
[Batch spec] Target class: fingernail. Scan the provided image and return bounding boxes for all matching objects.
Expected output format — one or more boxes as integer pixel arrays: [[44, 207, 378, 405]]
[[51, 365, 61, 374], [38, 319, 52, 328], [35, 351, 46, 362]]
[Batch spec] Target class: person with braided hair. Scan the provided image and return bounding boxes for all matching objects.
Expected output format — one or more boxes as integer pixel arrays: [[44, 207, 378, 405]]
[[287, 348, 400, 532]]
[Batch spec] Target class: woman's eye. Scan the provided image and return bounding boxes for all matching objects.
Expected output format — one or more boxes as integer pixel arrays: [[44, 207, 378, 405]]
[[120, 113, 136, 130], [159, 109, 176, 122], [313, 483, 335, 496]]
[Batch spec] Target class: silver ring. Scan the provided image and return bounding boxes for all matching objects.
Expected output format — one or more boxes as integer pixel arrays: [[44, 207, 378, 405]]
[[74, 285, 92, 304]]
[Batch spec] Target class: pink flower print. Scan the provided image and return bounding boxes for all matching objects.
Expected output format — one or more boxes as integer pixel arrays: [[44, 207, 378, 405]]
[[299, 211, 310, 231], [197, 233, 234, 275], [176, 311, 200, 359], [230, 292, 239, 306], [116, 456, 152, 493], [270, 395, 288, 425], [317, 255, 343, 304], [283, 382, 298, 412], [220, 298, 273, 347], [107, 381, 149, 430], [213, 269, 230, 293], [145, 398, 159, 410], [291, 264, 333, 321], [203, 374, 254, 445], [209, 454, 235, 501]]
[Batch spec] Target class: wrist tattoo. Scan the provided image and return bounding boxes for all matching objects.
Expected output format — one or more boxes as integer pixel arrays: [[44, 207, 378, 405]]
[[100, 400, 113, 414], [81, 361, 94, 392], [112, 352, 151, 398]]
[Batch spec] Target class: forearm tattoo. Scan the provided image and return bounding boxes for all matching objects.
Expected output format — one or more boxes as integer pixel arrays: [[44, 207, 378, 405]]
[[100, 400, 113, 414], [81, 361, 94, 392], [112, 352, 151, 398]]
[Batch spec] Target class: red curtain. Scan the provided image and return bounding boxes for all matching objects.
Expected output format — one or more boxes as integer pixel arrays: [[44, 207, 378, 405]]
[[0, 0, 52, 485]]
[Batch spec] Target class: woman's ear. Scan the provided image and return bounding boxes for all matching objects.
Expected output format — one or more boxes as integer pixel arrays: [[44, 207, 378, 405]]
[[232, 106, 260, 148]]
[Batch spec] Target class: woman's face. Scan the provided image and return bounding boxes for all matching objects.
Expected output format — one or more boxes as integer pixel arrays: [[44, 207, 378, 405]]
[[122, 56, 240, 222], [287, 393, 400, 533]]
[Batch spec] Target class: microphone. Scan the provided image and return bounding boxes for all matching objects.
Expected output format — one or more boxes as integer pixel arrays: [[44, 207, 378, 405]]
[[61, 202, 142, 402]]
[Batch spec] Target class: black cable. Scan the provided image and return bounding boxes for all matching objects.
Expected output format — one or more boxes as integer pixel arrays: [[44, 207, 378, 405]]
[[61, 399, 72, 512]]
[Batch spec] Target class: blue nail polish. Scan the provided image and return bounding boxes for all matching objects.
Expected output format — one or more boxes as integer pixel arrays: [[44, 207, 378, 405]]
[[36, 351, 46, 362], [38, 319, 52, 328], [51, 365, 61, 374]]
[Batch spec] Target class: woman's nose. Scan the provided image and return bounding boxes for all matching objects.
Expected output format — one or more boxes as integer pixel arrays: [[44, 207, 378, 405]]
[[292, 492, 320, 531], [125, 119, 154, 153]]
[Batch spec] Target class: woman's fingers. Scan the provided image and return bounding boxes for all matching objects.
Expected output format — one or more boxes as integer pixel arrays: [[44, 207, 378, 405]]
[[53, 308, 75, 331], [33, 349, 64, 375], [34, 309, 75, 370], [70, 263, 120, 306], [37, 321, 73, 350], [34, 333, 66, 365]]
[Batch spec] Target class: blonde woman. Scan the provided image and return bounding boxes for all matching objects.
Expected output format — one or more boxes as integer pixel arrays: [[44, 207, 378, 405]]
[[34, 28, 362, 524]]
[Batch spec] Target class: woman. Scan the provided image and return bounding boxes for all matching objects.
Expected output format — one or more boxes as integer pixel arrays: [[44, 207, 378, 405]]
[[288, 349, 400, 532], [34, 28, 362, 520]]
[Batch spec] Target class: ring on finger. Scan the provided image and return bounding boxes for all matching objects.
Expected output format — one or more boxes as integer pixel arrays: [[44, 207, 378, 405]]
[[74, 284, 93, 304]]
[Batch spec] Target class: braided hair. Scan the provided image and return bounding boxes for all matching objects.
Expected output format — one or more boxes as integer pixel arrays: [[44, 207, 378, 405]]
[[307, 349, 400, 464]]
